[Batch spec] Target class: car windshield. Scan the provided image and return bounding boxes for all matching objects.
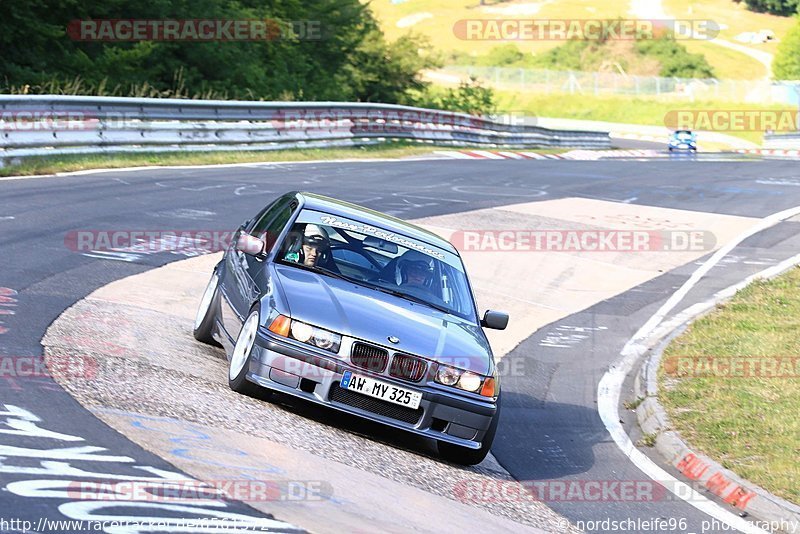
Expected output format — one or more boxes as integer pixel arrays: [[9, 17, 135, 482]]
[[277, 209, 478, 321], [675, 130, 694, 139]]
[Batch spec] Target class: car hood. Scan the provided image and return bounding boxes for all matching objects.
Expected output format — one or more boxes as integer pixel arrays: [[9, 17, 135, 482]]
[[272, 264, 492, 375]]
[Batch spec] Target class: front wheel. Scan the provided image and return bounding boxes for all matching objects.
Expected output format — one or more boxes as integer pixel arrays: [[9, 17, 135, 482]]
[[438, 395, 501, 466], [194, 271, 221, 346], [228, 309, 263, 397]]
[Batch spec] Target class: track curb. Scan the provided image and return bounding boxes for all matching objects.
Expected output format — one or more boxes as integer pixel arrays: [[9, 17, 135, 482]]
[[633, 266, 800, 531]]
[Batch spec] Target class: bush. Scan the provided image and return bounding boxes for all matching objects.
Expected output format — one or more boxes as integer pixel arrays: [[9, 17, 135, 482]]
[[419, 77, 496, 116], [635, 37, 716, 78], [530, 40, 589, 70], [774, 18, 800, 79], [743, 0, 800, 16]]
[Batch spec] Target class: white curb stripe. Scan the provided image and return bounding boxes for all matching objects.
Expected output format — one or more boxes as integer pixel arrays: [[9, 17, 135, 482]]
[[519, 152, 548, 159], [469, 150, 506, 159], [496, 151, 526, 159]]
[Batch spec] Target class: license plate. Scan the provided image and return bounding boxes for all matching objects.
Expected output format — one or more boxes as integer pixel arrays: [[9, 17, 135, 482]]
[[340, 371, 422, 410]]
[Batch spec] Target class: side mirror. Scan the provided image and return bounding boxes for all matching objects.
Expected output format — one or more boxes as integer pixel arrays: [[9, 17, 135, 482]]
[[236, 233, 265, 256], [481, 310, 509, 330]]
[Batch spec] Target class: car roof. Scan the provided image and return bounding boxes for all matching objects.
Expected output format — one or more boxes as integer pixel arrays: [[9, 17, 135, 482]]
[[295, 192, 457, 255]]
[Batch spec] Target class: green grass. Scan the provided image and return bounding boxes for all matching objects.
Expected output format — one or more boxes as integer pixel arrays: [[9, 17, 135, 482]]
[[0, 142, 572, 178], [663, 0, 796, 79], [0, 143, 438, 177], [370, 0, 794, 80], [659, 267, 800, 504], [369, 0, 630, 57], [680, 39, 768, 80], [494, 90, 779, 145], [665, 0, 796, 58]]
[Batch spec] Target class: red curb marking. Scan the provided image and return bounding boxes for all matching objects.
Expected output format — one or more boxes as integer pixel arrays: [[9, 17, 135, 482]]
[[677, 454, 757, 510], [676, 453, 710, 480], [723, 485, 756, 509], [461, 151, 490, 159]]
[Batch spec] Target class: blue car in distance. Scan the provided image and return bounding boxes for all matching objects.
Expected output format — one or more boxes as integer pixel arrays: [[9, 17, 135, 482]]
[[668, 130, 697, 152]]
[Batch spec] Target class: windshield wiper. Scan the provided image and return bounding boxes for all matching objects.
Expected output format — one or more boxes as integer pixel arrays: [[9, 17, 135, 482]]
[[371, 285, 453, 315]]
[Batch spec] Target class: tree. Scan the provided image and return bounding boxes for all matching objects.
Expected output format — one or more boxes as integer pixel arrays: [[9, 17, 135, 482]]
[[0, 0, 437, 103], [743, 0, 800, 15]]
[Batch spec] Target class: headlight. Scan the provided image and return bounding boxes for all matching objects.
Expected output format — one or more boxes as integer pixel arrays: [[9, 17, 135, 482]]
[[458, 372, 482, 392], [290, 321, 313, 342], [436, 365, 491, 394], [435, 365, 462, 386], [289, 320, 341, 353]]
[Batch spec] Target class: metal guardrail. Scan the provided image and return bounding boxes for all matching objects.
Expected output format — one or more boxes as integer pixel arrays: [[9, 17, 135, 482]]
[[765, 131, 800, 149], [0, 95, 610, 166]]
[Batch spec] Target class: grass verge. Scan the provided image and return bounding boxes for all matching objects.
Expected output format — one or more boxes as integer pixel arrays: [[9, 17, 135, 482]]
[[495, 90, 779, 145], [0, 143, 573, 178], [0, 144, 441, 177], [659, 268, 800, 504]]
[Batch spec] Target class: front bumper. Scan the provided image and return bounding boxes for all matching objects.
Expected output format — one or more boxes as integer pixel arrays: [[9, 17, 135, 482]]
[[669, 143, 696, 151], [249, 330, 498, 449]]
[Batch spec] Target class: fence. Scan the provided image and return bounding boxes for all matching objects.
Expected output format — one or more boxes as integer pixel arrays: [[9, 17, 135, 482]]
[[441, 66, 800, 105], [0, 95, 611, 167]]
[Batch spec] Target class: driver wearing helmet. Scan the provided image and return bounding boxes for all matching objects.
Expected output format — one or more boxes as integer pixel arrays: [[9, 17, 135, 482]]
[[397, 251, 434, 292], [284, 224, 331, 267]]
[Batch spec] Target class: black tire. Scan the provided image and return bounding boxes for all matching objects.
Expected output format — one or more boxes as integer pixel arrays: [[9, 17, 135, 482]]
[[228, 308, 264, 397], [194, 271, 221, 346], [438, 395, 502, 466]]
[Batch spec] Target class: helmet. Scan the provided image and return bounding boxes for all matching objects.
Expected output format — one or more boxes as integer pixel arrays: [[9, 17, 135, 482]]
[[397, 251, 434, 285], [303, 224, 330, 250]]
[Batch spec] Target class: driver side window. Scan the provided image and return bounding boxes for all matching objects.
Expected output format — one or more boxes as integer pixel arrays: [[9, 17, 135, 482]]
[[250, 196, 296, 253]]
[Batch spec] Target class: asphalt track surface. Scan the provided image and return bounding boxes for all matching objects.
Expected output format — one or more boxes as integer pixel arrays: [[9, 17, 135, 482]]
[[1, 156, 800, 533]]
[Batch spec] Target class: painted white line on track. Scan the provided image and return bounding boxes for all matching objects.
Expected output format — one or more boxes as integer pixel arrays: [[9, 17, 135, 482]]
[[598, 203, 800, 534]]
